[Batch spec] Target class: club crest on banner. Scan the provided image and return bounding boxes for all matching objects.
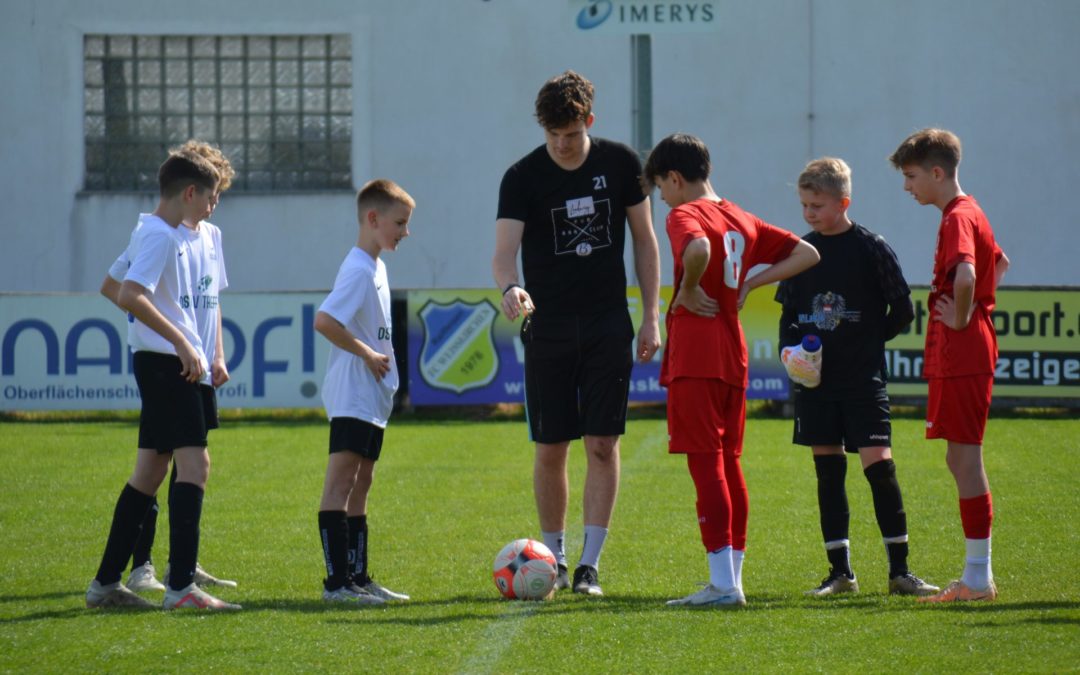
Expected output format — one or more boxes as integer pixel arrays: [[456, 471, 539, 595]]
[[418, 299, 499, 393]]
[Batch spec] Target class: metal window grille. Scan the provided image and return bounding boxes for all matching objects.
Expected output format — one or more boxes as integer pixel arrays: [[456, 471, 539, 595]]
[[84, 34, 352, 191]]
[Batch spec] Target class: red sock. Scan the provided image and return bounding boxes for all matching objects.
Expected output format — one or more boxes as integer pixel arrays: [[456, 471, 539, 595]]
[[725, 452, 748, 551], [958, 492, 993, 539], [687, 453, 731, 551]]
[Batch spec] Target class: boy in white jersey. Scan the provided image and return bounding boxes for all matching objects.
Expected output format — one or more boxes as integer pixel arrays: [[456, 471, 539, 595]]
[[100, 141, 238, 594], [86, 152, 240, 611], [315, 179, 415, 604]]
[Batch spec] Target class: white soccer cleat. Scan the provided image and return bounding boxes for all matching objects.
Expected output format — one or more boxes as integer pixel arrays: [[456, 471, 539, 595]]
[[356, 577, 410, 602], [86, 579, 156, 609], [125, 564, 166, 593], [163, 583, 241, 611], [164, 562, 238, 588], [666, 584, 746, 608], [324, 585, 386, 606]]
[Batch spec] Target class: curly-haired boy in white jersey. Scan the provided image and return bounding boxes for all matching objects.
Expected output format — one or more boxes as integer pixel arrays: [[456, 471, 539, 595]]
[[100, 141, 239, 595], [315, 179, 415, 604], [87, 151, 240, 610]]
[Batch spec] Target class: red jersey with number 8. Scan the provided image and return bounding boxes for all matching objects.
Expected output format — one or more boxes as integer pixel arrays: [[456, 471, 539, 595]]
[[661, 199, 799, 388]]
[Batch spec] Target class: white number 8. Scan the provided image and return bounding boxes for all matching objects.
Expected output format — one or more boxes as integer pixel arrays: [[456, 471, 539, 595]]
[[722, 231, 745, 289]]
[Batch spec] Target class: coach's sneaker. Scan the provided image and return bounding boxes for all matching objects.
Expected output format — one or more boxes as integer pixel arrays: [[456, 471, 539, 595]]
[[888, 572, 940, 597], [125, 563, 166, 593], [354, 575, 410, 602], [86, 580, 155, 609], [572, 565, 603, 596], [806, 569, 859, 597], [917, 579, 997, 603], [554, 564, 571, 591], [163, 583, 241, 611], [164, 562, 238, 589], [324, 584, 386, 606], [666, 584, 747, 608]]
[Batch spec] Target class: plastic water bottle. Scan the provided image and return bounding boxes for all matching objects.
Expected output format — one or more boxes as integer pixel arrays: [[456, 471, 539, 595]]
[[781, 334, 822, 388]]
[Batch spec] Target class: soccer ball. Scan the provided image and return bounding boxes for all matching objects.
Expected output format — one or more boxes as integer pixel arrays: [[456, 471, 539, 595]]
[[492, 538, 557, 600]]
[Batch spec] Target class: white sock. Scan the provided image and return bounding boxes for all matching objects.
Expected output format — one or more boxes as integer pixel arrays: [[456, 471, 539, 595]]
[[541, 530, 567, 568], [732, 549, 745, 590], [578, 525, 608, 569], [707, 546, 736, 591], [961, 537, 992, 590]]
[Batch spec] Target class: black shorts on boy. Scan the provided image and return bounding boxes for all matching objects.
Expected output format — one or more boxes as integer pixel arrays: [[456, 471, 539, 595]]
[[328, 417, 384, 460], [133, 351, 218, 451], [521, 305, 634, 443], [792, 388, 891, 449]]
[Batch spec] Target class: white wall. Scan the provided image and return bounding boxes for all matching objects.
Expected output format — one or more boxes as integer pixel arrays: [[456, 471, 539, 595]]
[[1, 0, 1078, 292]]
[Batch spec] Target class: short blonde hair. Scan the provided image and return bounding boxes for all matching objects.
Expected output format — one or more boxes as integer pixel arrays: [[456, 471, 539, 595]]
[[170, 140, 235, 192], [798, 157, 851, 199], [357, 178, 415, 214]]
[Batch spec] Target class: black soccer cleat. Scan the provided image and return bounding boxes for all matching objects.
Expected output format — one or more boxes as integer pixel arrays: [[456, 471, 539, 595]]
[[572, 565, 603, 596]]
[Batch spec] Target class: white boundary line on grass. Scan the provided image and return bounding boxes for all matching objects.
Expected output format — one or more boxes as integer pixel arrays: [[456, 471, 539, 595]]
[[456, 602, 541, 674]]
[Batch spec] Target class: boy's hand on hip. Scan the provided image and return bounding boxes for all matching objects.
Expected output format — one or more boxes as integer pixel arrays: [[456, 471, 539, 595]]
[[674, 284, 719, 317], [933, 295, 970, 331], [363, 346, 392, 382]]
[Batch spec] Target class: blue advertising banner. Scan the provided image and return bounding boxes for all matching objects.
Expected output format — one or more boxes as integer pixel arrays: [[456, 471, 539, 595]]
[[406, 287, 792, 405]]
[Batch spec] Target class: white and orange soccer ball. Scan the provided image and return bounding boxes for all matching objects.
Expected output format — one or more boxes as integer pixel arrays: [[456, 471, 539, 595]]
[[492, 538, 557, 600]]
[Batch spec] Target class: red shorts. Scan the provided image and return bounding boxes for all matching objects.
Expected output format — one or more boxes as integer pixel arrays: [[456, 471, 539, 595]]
[[926, 374, 993, 444], [666, 378, 745, 455]]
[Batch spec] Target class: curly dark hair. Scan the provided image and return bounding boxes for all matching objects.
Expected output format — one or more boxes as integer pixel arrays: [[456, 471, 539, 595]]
[[534, 70, 595, 130]]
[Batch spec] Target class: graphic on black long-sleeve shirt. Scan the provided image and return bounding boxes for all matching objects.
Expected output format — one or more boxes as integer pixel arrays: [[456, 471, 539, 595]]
[[551, 196, 612, 257], [799, 291, 861, 331]]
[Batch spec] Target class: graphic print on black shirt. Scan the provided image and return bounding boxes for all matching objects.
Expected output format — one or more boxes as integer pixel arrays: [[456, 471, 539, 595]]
[[553, 196, 612, 257]]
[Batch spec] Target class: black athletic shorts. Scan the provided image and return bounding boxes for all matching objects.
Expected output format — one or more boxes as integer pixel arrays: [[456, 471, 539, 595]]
[[521, 306, 634, 444], [329, 417, 384, 461], [792, 389, 891, 450], [133, 351, 218, 453]]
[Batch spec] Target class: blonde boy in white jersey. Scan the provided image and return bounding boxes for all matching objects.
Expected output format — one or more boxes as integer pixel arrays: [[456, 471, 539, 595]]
[[101, 141, 238, 594], [315, 179, 415, 604], [87, 152, 240, 610]]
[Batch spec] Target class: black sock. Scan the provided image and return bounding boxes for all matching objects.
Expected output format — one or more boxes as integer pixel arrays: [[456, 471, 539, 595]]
[[813, 455, 851, 575], [864, 459, 908, 577], [347, 515, 368, 583], [95, 484, 155, 585], [319, 511, 349, 591], [130, 498, 158, 570], [168, 482, 204, 591]]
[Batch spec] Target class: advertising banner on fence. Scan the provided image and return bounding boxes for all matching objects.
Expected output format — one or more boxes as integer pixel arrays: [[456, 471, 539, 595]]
[[887, 287, 1080, 399], [406, 287, 790, 405], [3, 287, 1077, 411], [1, 292, 332, 411]]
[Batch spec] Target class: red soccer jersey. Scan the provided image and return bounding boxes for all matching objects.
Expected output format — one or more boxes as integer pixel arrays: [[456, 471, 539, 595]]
[[924, 195, 1003, 378], [661, 198, 800, 389]]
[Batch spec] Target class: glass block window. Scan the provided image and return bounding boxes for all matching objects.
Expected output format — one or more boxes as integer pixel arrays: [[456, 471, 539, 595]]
[[84, 34, 352, 191]]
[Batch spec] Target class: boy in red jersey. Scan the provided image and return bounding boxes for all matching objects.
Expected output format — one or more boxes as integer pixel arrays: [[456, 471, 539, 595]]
[[889, 128, 1010, 602], [643, 133, 819, 607]]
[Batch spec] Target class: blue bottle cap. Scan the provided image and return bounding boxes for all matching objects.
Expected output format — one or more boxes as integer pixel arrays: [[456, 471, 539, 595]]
[[801, 334, 821, 352]]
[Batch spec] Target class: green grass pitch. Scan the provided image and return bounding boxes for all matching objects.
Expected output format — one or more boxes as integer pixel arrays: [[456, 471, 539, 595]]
[[0, 410, 1077, 673]]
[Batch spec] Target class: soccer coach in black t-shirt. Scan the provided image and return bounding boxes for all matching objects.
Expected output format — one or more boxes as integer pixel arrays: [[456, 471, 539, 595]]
[[493, 70, 661, 596]]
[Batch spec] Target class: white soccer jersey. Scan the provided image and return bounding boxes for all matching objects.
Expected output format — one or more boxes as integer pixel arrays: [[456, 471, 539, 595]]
[[120, 213, 225, 385], [112, 215, 228, 378], [319, 247, 397, 427]]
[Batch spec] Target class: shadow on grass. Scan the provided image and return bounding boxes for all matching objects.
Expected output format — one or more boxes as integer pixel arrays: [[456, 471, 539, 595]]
[[3, 592, 1076, 626]]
